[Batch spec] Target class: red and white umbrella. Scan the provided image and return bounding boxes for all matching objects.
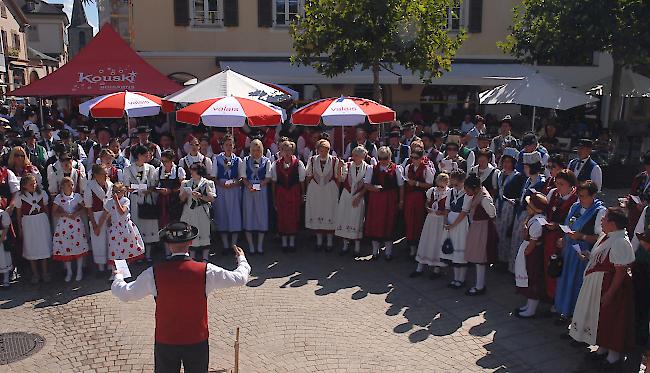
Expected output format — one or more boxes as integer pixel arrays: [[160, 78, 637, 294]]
[[175, 96, 286, 127], [79, 91, 163, 118], [291, 96, 395, 126]]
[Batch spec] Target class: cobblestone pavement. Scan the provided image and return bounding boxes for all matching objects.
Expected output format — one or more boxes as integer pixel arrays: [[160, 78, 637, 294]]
[[0, 188, 643, 373]]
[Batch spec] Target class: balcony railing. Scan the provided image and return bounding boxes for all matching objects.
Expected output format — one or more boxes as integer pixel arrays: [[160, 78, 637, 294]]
[[193, 10, 223, 26]]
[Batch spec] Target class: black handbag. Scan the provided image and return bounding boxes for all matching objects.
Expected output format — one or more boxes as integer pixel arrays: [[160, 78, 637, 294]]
[[442, 237, 454, 255], [547, 254, 563, 278], [138, 194, 158, 220]]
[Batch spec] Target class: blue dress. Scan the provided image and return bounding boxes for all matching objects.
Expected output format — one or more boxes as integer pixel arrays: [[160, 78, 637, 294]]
[[554, 200, 605, 317], [241, 156, 270, 231], [213, 153, 242, 232]]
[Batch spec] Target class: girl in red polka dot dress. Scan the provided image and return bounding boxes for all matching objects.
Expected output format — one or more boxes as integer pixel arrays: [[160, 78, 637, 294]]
[[52, 177, 89, 282], [102, 182, 145, 280]]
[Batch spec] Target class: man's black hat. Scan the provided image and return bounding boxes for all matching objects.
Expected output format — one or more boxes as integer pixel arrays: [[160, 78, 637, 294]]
[[134, 126, 151, 135], [159, 222, 199, 243], [576, 138, 594, 148]]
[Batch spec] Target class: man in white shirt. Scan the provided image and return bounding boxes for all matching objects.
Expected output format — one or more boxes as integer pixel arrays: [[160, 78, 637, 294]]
[[23, 111, 40, 140], [568, 139, 603, 191], [112, 222, 251, 373], [460, 114, 475, 134]]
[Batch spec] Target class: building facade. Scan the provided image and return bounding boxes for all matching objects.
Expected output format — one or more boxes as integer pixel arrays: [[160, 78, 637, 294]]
[[105, 0, 618, 126], [68, 0, 93, 57]]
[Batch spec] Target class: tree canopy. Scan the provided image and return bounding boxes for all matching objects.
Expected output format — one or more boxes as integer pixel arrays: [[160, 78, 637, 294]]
[[499, 0, 650, 121], [290, 0, 466, 102]]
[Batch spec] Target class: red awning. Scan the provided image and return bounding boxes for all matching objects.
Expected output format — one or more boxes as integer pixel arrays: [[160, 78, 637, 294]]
[[8, 24, 180, 97]]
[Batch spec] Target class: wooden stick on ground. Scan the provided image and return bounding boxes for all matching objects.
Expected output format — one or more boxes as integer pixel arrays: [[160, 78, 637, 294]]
[[234, 327, 240, 373]]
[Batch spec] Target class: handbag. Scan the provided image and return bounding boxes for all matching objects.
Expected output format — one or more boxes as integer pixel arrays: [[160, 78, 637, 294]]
[[138, 194, 158, 220], [441, 236, 454, 255], [547, 254, 563, 278]]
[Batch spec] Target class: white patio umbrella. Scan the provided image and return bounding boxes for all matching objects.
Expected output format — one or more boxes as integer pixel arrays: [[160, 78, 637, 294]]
[[479, 72, 599, 130], [583, 69, 650, 97], [163, 68, 291, 109]]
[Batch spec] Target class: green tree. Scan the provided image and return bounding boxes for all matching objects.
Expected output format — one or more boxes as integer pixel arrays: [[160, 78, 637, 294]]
[[290, 0, 466, 103], [499, 0, 650, 122]]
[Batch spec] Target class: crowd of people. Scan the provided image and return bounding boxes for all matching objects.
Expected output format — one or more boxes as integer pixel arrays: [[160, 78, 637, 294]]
[[0, 107, 648, 369]]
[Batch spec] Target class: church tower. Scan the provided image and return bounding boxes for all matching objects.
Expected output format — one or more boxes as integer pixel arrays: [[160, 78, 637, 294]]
[[68, 0, 93, 57]]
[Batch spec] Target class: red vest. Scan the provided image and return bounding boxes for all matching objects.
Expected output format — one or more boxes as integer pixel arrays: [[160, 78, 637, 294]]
[[154, 258, 208, 345], [276, 156, 300, 188], [371, 163, 398, 190]]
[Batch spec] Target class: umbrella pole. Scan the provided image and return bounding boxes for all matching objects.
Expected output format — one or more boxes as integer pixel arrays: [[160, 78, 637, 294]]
[[531, 106, 536, 132], [39, 98, 44, 126], [341, 127, 344, 159]]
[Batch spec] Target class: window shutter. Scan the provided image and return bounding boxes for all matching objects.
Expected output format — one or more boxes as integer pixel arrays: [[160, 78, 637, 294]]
[[223, 0, 239, 27], [258, 0, 273, 27], [174, 0, 190, 26], [468, 0, 483, 33]]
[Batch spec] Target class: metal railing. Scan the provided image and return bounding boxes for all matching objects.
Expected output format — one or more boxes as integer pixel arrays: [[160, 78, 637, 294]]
[[193, 10, 223, 26]]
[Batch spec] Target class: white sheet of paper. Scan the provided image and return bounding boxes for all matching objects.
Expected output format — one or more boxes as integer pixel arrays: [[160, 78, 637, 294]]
[[441, 159, 454, 171], [182, 186, 193, 194], [114, 259, 131, 279], [134, 184, 148, 191], [630, 195, 641, 204], [529, 188, 538, 194], [535, 216, 549, 226], [559, 225, 571, 233], [572, 244, 583, 255], [225, 179, 235, 186], [252, 183, 261, 191]]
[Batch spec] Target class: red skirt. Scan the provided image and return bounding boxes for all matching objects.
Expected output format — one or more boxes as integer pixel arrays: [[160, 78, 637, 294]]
[[517, 242, 546, 300], [275, 184, 302, 235], [403, 190, 426, 242], [543, 229, 563, 300], [597, 271, 635, 353], [365, 189, 398, 240], [157, 192, 182, 227]]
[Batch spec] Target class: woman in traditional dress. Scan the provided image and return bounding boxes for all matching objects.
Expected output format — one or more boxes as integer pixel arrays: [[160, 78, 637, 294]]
[[495, 148, 525, 269], [212, 135, 242, 254], [543, 169, 578, 302], [411, 172, 450, 279], [626, 151, 650, 233], [122, 145, 159, 263], [334, 146, 370, 256], [403, 148, 435, 258], [52, 177, 89, 282], [305, 139, 340, 251], [509, 152, 546, 273], [102, 182, 145, 280], [364, 146, 404, 260], [513, 193, 548, 318], [180, 163, 216, 262], [8, 146, 42, 186], [464, 174, 498, 295], [441, 169, 471, 288], [155, 150, 185, 233], [14, 174, 51, 283], [179, 137, 213, 179], [272, 139, 305, 252], [469, 149, 499, 198], [240, 139, 271, 255], [440, 141, 467, 174], [570, 207, 635, 368], [85, 164, 113, 274], [97, 149, 122, 183], [554, 180, 606, 323]]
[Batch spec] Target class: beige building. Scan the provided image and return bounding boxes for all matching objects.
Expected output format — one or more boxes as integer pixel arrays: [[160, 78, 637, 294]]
[[103, 0, 616, 124]]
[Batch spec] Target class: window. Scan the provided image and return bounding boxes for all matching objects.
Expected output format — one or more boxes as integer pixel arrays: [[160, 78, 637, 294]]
[[192, 0, 223, 26], [274, 0, 303, 26], [0, 30, 6, 53], [79, 31, 86, 48], [12, 32, 20, 51], [447, 1, 464, 31], [0, 2, 6, 19], [28, 25, 39, 42]]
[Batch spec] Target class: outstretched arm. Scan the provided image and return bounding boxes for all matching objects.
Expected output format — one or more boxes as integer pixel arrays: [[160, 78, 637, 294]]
[[111, 267, 157, 302], [205, 246, 251, 294]]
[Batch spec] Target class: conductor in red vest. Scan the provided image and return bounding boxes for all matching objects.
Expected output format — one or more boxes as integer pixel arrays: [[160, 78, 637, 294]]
[[111, 222, 251, 373]]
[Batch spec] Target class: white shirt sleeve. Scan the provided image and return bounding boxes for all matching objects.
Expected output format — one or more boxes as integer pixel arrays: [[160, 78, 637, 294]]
[[444, 189, 452, 210], [343, 144, 352, 160], [7, 169, 19, 194], [111, 267, 157, 301], [631, 206, 646, 250], [264, 160, 272, 178], [238, 159, 247, 179], [529, 219, 543, 240], [298, 161, 306, 182], [395, 165, 405, 187], [461, 193, 472, 213], [591, 165, 603, 192], [424, 166, 435, 184], [481, 196, 497, 218], [466, 151, 475, 174], [609, 237, 636, 266], [78, 145, 87, 163], [204, 157, 215, 177], [594, 208, 606, 235], [13, 195, 22, 209], [546, 188, 556, 202], [205, 255, 251, 294], [270, 161, 278, 182], [364, 167, 374, 184]]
